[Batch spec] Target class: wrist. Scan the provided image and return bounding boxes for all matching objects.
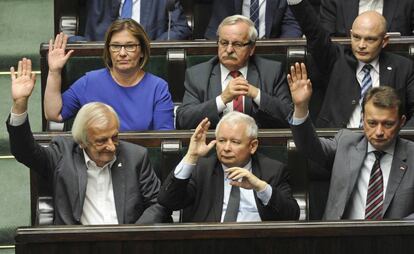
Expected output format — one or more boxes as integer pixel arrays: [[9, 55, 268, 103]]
[[254, 180, 267, 192], [12, 99, 28, 114], [183, 154, 199, 164], [48, 69, 62, 75]]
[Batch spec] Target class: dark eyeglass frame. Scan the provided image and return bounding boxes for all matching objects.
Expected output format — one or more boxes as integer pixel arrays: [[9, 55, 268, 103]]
[[109, 44, 140, 52], [217, 40, 252, 49]]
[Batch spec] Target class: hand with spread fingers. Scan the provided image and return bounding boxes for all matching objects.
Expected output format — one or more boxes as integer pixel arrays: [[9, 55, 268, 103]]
[[184, 118, 217, 164], [287, 62, 312, 118], [10, 58, 36, 114], [225, 167, 267, 192], [48, 32, 74, 73]]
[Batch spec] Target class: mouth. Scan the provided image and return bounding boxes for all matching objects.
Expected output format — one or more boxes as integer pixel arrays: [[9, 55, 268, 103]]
[[357, 52, 368, 56]]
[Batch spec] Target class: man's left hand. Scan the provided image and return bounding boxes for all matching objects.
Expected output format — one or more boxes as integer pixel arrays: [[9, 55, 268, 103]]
[[225, 167, 267, 192]]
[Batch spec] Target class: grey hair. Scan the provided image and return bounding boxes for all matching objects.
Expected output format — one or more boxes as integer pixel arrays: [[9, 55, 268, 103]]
[[215, 111, 258, 139], [216, 14, 258, 43], [72, 102, 120, 145]]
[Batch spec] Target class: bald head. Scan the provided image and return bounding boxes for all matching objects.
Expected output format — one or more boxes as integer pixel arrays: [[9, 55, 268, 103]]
[[350, 11, 389, 63], [352, 11, 387, 36]]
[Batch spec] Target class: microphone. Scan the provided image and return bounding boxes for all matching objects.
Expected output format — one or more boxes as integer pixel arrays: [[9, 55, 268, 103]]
[[166, 0, 176, 40]]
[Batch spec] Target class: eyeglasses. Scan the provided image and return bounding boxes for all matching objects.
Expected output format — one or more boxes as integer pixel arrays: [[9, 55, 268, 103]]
[[109, 44, 140, 52], [218, 40, 252, 49]]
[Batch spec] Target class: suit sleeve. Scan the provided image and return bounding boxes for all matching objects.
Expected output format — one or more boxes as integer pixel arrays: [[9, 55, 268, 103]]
[[153, 2, 191, 40], [259, 165, 300, 220], [319, 0, 338, 36], [176, 68, 222, 129], [279, 6, 302, 38], [157, 170, 198, 211], [289, 0, 340, 73]]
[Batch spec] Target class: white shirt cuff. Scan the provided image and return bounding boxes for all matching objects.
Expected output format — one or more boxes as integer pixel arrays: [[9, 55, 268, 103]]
[[291, 111, 309, 125], [9, 109, 28, 126], [253, 89, 261, 106], [256, 184, 272, 206], [216, 96, 226, 113], [287, 0, 303, 5], [174, 159, 196, 179]]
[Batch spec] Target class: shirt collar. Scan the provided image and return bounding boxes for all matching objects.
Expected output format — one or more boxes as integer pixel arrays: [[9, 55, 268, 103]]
[[357, 57, 380, 75], [220, 64, 248, 84], [367, 138, 396, 157]]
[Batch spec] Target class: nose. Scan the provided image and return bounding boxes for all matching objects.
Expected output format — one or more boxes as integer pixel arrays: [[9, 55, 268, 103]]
[[358, 39, 366, 49], [225, 44, 235, 54], [119, 46, 127, 56], [223, 141, 232, 151], [105, 139, 116, 152], [375, 125, 384, 137]]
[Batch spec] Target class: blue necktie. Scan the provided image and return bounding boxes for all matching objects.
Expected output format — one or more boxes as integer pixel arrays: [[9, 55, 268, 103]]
[[250, 0, 260, 33], [359, 64, 373, 127], [120, 0, 133, 19]]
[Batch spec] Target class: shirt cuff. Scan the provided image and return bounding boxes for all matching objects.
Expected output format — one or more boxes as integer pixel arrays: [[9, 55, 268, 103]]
[[286, 0, 303, 5], [256, 184, 272, 206], [291, 111, 309, 125], [9, 109, 28, 126], [174, 159, 196, 179], [216, 95, 226, 113], [253, 89, 261, 106]]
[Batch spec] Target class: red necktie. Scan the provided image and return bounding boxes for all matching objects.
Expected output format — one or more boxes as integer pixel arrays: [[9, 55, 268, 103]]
[[229, 71, 244, 113], [365, 151, 385, 220]]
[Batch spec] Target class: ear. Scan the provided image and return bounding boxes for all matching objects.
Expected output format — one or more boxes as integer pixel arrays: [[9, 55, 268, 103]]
[[250, 139, 258, 155], [400, 115, 407, 128], [249, 44, 256, 56], [382, 34, 390, 48]]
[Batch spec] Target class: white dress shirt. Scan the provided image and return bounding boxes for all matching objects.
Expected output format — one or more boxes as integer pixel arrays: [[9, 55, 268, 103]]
[[347, 58, 380, 128], [174, 159, 272, 222], [242, 0, 267, 38], [216, 64, 261, 115], [119, 0, 141, 22], [359, 0, 383, 15]]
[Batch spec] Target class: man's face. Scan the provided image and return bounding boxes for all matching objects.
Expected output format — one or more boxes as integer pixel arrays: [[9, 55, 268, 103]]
[[109, 29, 142, 73], [215, 122, 258, 168], [217, 22, 255, 71], [363, 101, 405, 151], [350, 13, 389, 63], [84, 114, 119, 167]]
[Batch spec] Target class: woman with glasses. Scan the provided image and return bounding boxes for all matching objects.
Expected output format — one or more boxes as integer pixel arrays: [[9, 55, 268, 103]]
[[44, 19, 174, 131]]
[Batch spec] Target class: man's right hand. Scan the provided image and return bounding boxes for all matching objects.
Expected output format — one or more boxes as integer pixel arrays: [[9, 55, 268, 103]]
[[48, 32, 74, 73], [220, 77, 249, 104], [11, 58, 36, 114], [183, 118, 217, 164], [287, 62, 312, 119]]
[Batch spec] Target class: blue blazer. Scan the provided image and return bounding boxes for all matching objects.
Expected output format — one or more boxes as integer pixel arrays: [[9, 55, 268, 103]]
[[204, 0, 302, 39], [73, 0, 191, 41]]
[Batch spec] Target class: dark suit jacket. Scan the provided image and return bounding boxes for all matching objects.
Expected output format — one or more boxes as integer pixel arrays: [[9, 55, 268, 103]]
[[73, 0, 191, 41], [290, 0, 414, 127], [158, 153, 299, 222], [291, 118, 414, 220], [204, 0, 302, 39], [176, 55, 293, 129], [7, 117, 170, 225], [320, 0, 414, 37]]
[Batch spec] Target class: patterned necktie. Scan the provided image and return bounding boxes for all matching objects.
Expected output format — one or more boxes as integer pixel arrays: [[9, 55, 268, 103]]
[[359, 64, 373, 127], [250, 0, 260, 33], [229, 71, 244, 113], [223, 186, 240, 222], [365, 150, 385, 220], [120, 0, 133, 19]]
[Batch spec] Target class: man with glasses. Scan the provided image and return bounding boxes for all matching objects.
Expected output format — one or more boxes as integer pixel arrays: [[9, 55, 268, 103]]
[[176, 15, 292, 129], [8, 58, 170, 225], [286, 0, 414, 128]]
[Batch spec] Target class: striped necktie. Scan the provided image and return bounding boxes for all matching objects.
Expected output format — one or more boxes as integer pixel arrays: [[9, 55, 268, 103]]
[[120, 0, 133, 19], [365, 150, 385, 220], [250, 0, 260, 33], [359, 64, 373, 127]]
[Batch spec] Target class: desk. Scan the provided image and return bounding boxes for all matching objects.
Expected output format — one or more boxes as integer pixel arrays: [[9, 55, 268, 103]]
[[16, 221, 414, 254]]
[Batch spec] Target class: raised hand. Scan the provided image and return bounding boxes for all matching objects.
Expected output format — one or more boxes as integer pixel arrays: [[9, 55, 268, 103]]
[[287, 62, 312, 117], [10, 58, 36, 113], [184, 118, 217, 164], [48, 32, 74, 72], [225, 167, 267, 192]]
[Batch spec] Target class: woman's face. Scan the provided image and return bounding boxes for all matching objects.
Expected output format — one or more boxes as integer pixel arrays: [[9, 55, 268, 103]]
[[108, 29, 142, 74]]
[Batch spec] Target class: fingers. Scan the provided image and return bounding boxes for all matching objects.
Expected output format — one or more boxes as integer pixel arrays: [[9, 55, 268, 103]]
[[206, 139, 217, 150], [65, 49, 74, 60], [53, 32, 62, 49], [300, 62, 308, 80], [10, 66, 16, 81], [61, 33, 68, 49], [225, 167, 249, 181], [48, 38, 53, 54], [17, 60, 22, 77], [193, 117, 210, 139]]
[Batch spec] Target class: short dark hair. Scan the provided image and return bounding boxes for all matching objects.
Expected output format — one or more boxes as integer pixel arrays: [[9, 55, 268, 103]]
[[362, 86, 403, 117], [102, 19, 150, 69]]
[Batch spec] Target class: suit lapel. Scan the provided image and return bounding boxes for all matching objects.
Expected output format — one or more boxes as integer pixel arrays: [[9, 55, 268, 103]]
[[264, 0, 276, 38], [383, 138, 408, 215], [246, 61, 260, 115], [343, 0, 359, 34], [383, 0, 397, 32], [210, 64, 223, 98], [111, 151, 126, 224], [75, 147, 88, 220], [211, 161, 225, 221], [379, 54, 394, 87]]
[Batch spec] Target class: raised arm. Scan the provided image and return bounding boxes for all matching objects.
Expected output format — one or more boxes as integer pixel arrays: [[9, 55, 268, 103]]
[[11, 58, 36, 114], [44, 32, 74, 122]]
